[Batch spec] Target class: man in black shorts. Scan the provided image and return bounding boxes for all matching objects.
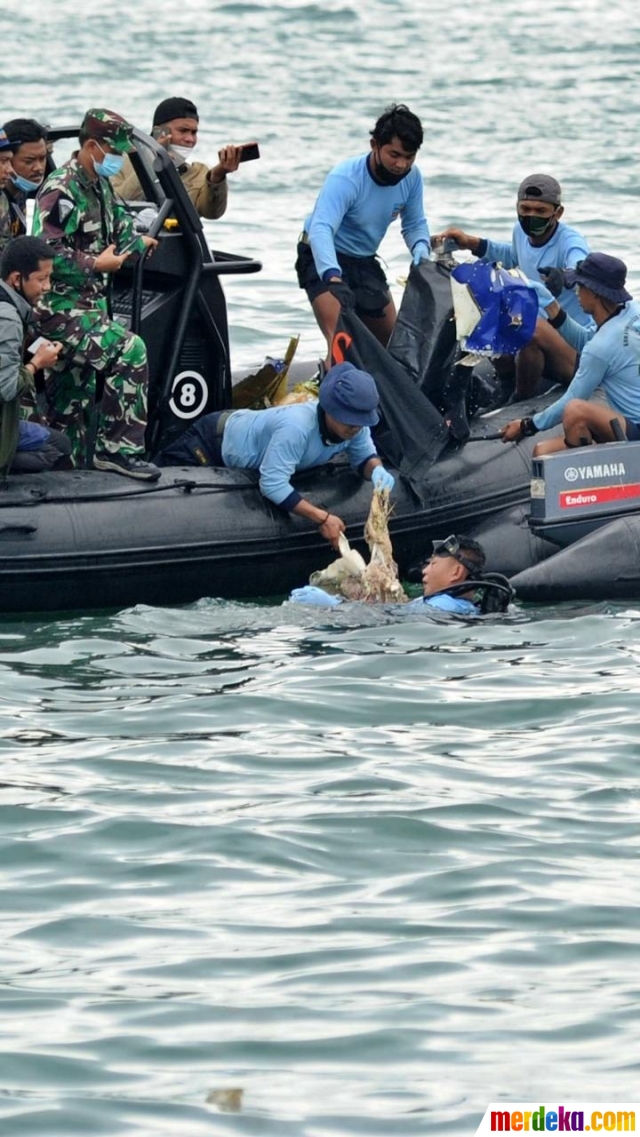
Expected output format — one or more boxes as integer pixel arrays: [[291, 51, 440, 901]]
[[295, 104, 431, 368]]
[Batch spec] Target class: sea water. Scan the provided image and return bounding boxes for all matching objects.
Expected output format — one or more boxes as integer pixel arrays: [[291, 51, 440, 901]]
[[2, 2, 640, 1133]]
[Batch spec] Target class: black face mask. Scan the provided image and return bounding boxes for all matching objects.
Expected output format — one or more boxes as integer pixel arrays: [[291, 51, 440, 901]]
[[318, 406, 343, 445], [370, 151, 410, 186], [518, 212, 558, 239]]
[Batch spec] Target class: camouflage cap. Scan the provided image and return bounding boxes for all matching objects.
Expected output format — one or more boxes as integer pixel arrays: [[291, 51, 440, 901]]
[[0, 128, 13, 152], [81, 108, 136, 154]]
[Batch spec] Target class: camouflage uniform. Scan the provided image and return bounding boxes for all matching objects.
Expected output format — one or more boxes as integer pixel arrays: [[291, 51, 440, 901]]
[[32, 110, 149, 464], [0, 191, 12, 251], [0, 129, 15, 252], [1, 185, 29, 244]]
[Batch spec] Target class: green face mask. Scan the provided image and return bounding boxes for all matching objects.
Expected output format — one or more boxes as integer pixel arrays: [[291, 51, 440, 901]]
[[518, 212, 557, 238]]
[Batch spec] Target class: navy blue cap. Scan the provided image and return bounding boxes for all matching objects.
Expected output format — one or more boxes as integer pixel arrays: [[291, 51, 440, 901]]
[[564, 253, 632, 304], [319, 362, 380, 427]]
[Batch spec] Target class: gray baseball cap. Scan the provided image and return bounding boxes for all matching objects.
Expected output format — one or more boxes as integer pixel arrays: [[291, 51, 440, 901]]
[[517, 173, 562, 206]]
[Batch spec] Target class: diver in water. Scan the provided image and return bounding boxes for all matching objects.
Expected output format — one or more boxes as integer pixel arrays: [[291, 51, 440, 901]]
[[291, 534, 512, 616], [296, 103, 431, 369]]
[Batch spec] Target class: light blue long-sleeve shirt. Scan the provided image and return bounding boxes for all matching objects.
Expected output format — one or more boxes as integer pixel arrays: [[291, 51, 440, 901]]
[[483, 221, 592, 325], [221, 402, 378, 509], [533, 300, 640, 432], [556, 312, 594, 354], [291, 587, 479, 615], [304, 154, 430, 280], [408, 593, 479, 615]]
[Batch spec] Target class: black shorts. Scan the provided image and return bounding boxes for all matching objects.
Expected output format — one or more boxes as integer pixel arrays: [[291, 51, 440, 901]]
[[156, 411, 228, 467], [295, 241, 391, 318], [624, 418, 640, 441]]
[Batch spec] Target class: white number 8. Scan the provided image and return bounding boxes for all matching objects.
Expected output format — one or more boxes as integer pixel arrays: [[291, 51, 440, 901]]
[[169, 371, 209, 420]]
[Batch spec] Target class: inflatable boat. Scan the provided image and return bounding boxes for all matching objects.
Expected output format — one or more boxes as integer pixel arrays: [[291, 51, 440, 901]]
[[4, 124, 632, 614]]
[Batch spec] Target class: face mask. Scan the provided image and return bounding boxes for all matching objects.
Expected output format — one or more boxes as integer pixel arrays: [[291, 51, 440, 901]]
[[170, 144, 195, 166], [371, 152, 410, 186], [11, 173, 42, 193], [518, 212, 557, 238], [92, 144, 124, 178], [317, 406, 343, 445]]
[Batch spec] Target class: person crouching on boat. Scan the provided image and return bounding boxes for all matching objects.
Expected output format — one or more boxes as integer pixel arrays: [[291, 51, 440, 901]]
[[0, 236, 71, 475], [500, 254, 640, 454], [291, 534, 489, 616], [156, 362, 395, 549]]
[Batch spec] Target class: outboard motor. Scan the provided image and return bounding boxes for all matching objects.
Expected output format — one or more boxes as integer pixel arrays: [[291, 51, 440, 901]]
[[529, 441, 640, 548]]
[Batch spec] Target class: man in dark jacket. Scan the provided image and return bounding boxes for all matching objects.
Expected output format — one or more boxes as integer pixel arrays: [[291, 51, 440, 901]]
[[1, 118, 49, 247], [0, 237, 70, 474]]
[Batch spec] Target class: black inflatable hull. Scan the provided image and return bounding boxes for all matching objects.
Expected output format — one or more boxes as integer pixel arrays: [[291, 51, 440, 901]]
[[0, 408, 551, 614], [511, 516, 640, 602], [509, 439, 640, 602]]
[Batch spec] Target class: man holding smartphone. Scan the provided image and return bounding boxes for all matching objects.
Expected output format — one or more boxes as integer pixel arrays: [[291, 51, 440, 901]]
[[113, 97, 251, 220], [0, 236, 71, 475]]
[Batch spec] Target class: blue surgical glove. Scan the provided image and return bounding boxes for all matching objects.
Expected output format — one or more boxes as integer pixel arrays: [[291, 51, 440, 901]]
[[289, 585, 343, 608], [371, 465, 395, 492], [412, 240, 430, 266]]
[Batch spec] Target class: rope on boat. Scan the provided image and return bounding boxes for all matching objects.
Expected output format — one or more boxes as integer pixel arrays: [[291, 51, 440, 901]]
[[0, 477, 259, 509]]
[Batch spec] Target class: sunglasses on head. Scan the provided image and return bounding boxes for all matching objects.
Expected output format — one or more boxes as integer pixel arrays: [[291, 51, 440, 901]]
[[431, 535, 479, 575]]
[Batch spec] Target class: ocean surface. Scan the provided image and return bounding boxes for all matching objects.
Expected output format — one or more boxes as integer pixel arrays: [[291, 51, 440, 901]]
[[2, 1, 640, 1133]]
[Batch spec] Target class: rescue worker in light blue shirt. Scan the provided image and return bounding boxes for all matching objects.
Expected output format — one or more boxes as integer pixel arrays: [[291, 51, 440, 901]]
[[291, 534, 488, 616], [501, 253, 640, 452], [434, 173, 592, 400], [157, 362, 395, 550], [295, 104, 430, 368]]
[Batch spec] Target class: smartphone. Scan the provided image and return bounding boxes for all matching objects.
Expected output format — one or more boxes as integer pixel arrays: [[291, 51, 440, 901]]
[[238, 142, 260, 163], [151, 125, 171, 143], [28, 336, 48, 355]]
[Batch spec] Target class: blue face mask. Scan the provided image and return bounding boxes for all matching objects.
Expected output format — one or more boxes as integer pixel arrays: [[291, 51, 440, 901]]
[[92, 144, 124, 178], [12, 172, 42, 193]]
